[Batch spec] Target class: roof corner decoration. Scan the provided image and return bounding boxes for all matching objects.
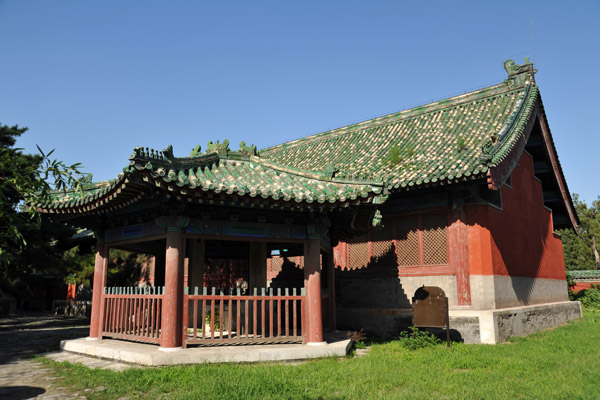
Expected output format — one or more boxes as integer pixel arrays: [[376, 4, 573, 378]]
[[504, 58, 537, 87], [162, 145, 175, 161], [129, 145, 175, 163], [206, 139, 230, 157], [239, 141, 258, 159], [351, 206, 381, 232]]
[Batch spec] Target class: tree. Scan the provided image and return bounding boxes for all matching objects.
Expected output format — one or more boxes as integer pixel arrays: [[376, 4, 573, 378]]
[[0, 123, 87, 296], [560, 194, 600, 270]]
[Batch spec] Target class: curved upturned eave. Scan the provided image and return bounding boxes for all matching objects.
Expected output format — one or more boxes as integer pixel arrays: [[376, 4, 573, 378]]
[[39, 159, 386, 216]]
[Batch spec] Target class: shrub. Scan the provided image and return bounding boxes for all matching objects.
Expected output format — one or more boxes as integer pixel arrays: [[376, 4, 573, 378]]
[[566, 272, 577, 300], [397, 326, 441, 350], [349, 329, 367, 349], [576, 289, 600, 310]]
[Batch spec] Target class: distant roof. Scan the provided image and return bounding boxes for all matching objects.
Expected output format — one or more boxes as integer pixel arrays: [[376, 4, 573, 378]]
[[568, 270, 600, 280]]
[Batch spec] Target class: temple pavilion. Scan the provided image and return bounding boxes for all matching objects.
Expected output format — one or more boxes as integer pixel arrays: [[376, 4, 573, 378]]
[[39, 59, 581, 348]]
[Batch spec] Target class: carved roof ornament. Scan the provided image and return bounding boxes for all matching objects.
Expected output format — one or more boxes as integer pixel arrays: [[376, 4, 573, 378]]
[[190, 144, 202, 158], [130, 146, 144, 160], [130, 146, 166, 161], [162, 145, 175, 161], [504, 58, 537, 87], [206, 139, 230, 157], [239, 141, 258, 158], [324, 163, 339, 178]]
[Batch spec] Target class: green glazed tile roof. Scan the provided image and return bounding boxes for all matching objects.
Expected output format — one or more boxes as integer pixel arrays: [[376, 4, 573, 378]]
[[38, 148, 384, 212], [128, 155, 383, 203], [260, 81, 538, 191], [40, 59, 543, 213]]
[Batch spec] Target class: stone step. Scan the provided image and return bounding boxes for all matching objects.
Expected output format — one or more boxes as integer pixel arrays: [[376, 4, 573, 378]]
[[44, 351, 133, 371]]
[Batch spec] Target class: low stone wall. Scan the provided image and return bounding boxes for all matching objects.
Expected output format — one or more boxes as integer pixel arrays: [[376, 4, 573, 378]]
[[337, 301, 582, 344], [52, 300, 92, 318], [449, 301, 582, 344], [493, 301, 582, 342]]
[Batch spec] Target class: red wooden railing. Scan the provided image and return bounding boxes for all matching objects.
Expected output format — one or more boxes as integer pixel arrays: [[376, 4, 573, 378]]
[[100, 286, 164, 344], [183, 287, 305, 346]]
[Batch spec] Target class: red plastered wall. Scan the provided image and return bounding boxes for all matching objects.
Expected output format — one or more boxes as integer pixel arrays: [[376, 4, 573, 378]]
[[466, 152, 566, 280]]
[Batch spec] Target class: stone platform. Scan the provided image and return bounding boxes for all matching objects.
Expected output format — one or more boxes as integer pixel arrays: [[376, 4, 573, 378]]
[[61, 335, 353, 366]]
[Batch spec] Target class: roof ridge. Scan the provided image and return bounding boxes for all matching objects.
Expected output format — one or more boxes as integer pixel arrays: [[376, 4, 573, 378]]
[[481, 84, 538, 166], [249, 157, 384, 186], [260, 80, 524, 155]]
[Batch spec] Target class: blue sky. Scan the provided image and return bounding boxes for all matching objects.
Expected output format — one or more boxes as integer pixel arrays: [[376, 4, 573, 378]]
[[1, 1, 598, 204]]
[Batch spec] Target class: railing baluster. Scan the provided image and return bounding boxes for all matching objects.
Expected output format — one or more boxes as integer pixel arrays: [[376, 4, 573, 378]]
[[202, 287, 207, 340], [219, 290, 224, 340], [253, 288, 257, 339], [134, 296, 138, 336], [261, 288, 266, 339], [301, 288, 306, 338], [141, 296, 146, 337], [293, 288, 298, 337], [104, 297, 110, 334], [236, 288, 241, 339], [156, 296, 162, 339], [149, 297, 155, 338], [269, 288, 274, 339], [193, 299, 198, 340], [111, 296, 116, 334], [228, 295, 232, 340], [285, 288, 290, 337], [244, 295, 249, 339], [126, 296, 131, 335], [116, 294, 123, 335], [210, 287, 216, 340], [277, 288, 281, 337]]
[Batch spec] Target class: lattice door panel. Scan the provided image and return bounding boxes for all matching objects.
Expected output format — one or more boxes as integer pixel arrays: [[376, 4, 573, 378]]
[[396, 216, 419, 266], [422, 213, 448, 265]]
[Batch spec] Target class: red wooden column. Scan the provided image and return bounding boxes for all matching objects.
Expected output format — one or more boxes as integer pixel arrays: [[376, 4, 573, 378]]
[[327, 251, 336, 330], [450, 207, 471, 306], [160, 226, 185, 350], [88, 239, 108, 339], [304, 235, 325, 345]]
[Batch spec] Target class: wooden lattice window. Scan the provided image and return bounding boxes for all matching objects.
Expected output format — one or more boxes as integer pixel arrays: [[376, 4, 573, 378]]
[[396, 212, 448, 267], [422, 213, 448, 265], [371, 222, 395, 261], [348, 233, 369, 269], [271, 256, 284, 272]]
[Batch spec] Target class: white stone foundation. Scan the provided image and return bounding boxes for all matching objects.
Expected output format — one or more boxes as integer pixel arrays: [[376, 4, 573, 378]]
[[450, 301, 582, 344]]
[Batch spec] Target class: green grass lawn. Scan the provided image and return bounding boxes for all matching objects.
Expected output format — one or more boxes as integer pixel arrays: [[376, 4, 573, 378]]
[[45, 311, 600, 400]]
